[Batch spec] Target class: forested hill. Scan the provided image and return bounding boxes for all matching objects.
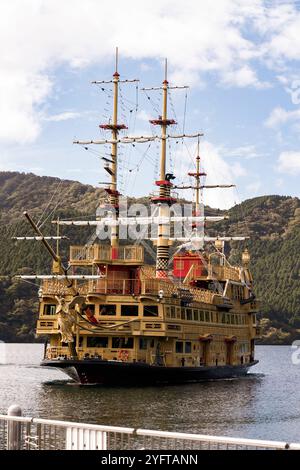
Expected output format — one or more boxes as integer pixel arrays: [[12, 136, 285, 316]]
[[0, 171, 104, 223], [0, 171, 300, 343]]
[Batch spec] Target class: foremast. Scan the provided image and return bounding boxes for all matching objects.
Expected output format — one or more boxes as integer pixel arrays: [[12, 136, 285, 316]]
[[96, 47, 124, 251], [110, 51, 120, 249]]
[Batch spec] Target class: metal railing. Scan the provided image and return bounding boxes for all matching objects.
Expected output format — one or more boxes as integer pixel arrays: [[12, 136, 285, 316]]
[[1, 406, 300, 450]]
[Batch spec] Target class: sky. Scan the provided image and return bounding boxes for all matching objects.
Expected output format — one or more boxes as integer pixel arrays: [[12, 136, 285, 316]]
[[1, 0, 300, 209]]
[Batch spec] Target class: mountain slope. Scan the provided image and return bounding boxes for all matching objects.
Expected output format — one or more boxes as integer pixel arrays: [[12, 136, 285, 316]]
[[0, 171, 300, 343]]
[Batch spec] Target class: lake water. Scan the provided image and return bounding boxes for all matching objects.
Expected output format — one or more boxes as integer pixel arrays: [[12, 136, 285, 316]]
[[0, 344, 300, 442]]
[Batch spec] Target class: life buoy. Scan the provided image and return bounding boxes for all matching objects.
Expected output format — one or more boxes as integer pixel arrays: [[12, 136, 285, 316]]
[[118, 350, 129, 361]]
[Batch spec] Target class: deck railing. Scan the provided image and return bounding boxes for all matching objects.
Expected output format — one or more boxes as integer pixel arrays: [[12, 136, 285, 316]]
[[208, 265, 240, 281], [1, 408, 300, 450], [41, 277, 217, 303], [69, 244, 144, 264]]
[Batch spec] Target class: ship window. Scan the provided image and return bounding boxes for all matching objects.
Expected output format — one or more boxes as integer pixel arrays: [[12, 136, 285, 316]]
[[139, 338, 148, 350], [176, 308, 181, 319], [121, 305, 139, 316], [112, 337, 134, 349], [165, 307, 171, 318], [143, 305, 159, 317], [199, 310, 204, 321], [79, 336, 84, 348], [43, 304, 56, 315], [185, 342, 192, 353], [87, 337, 108, 348], [100, 304, 116, 316], [221, 313, 226, 323], [176, 341, 184, 353], [193, 310, 199, 321], [205, 311, 210, 322], [186, 309, 193, 321], [170, 306, 176, 318]]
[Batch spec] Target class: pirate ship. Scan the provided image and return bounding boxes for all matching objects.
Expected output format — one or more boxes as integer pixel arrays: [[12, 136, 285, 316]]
[[16, 50, 260, 385]]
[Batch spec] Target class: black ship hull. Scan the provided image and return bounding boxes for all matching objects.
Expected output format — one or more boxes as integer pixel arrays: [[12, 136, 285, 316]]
[[41, 359, 259, 386]]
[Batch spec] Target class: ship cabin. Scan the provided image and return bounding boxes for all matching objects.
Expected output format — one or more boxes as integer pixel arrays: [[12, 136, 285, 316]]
[[37, 243, 260, 368]]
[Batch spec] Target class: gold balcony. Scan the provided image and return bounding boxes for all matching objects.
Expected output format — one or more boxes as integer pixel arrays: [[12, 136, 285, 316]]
[[41, 274, 217, 306], [207, 265, 240, 282], [69, 244, 144, 266]]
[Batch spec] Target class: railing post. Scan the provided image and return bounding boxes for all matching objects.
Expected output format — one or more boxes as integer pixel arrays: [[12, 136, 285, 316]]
[[7, 404, 22, 450]]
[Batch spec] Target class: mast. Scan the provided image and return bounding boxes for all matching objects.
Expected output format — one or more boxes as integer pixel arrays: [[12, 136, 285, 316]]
[[195, 137, 201, 218], [150, 59, 176, 278], [189, 138, 206, 247], [90, 48, 140, 252], [160, 59, 168, 180], [110, 47, 120, 250]]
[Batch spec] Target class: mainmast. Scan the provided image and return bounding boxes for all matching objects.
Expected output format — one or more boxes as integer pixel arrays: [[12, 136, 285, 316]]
[[150, 60, 177, 278]]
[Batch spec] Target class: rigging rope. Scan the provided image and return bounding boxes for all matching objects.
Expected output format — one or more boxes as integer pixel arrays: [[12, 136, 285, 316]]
[[37, 179, 64, 228]]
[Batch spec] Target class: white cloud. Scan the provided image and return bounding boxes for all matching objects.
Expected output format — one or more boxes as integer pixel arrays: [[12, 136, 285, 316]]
[[221, 65, 270, 89], [232, 162, 247, 177], [265, 106, 300, 128], [262, 6, 300, 64], [225, 144, 262, 159], [0, 72, 51, 143], [174, 140, 238, 209], [136, 110, 152, 122], [44, 112, 81, 122], [1, 0, 300, 144], [277, 151, 300, 175], [0, 0, 273, 144], [246, 180, 262, 194]]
